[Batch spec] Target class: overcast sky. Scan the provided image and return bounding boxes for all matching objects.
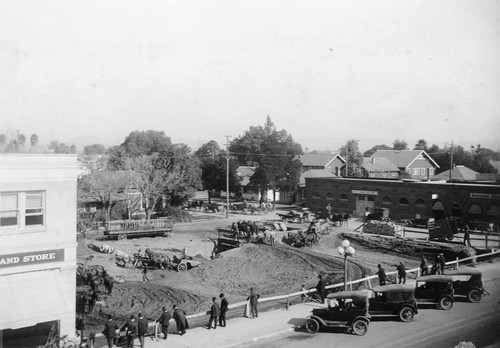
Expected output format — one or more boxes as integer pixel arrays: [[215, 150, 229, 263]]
[[1, 0, 499, 152]]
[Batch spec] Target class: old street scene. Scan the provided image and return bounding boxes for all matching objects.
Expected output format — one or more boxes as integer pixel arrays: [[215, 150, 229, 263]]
[[1, 1, 500, 348]]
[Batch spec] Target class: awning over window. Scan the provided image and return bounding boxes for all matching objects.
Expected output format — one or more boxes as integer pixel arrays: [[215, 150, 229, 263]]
[[432, 200, 445, 211], [0, 270, 69, 330]]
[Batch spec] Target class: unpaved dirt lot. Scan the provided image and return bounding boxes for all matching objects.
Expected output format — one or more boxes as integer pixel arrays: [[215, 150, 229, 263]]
[[78, 210, 471, 333]]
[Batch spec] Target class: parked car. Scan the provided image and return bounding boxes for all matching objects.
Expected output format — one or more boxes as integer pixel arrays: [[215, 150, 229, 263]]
[[305, 290, 371, 336], [369, 284, 418, 322], [400, 216, 429, 228], [446, 268, 487, 303], [414, 275, 454, 310]]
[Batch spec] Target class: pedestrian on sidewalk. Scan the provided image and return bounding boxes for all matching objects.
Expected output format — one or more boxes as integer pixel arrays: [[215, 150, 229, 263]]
[[142, 265, 149, 282], [101, 314, 119, 348], [376, 264, 387, 286], [463, 226, 471, 247], [219, 293, 228, 327], [247, 287, 260, 319], [207, 297, 220, 329], [173, 305, 188, 335], [120, 314, 138, 348], [420, 256, 429, 276], [316, 275, 327, 303], [396, 261, 406, 284], [156, 307, 171, 340], [138, 313, 148, 348]]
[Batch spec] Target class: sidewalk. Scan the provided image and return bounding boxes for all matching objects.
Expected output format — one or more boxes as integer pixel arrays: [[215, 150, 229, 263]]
[[95, 301, 323, 348]]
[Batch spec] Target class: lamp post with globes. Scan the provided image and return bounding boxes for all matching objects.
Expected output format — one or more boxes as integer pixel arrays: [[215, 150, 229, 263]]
[[337, 239, 355, 291]]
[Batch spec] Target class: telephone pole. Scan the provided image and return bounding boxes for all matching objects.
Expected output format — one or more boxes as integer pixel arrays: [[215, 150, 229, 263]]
[[224, 136, 231, 218], [449, 140, 454, 181]]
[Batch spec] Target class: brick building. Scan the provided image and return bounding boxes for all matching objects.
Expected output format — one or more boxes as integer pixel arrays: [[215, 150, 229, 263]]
[[305, 177, 500, 224]]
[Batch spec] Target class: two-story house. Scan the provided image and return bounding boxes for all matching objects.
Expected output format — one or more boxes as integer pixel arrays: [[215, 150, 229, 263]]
[[359, 157, 400, 179], [297, 153, 345, 176], [370, 150, 439, 180]]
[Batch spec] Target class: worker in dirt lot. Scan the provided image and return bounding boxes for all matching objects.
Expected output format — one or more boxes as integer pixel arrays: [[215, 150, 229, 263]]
[[219, 293, 228, 327], [247, 287, 260, 318], [316, 275, 327, 303], [207, 296, 220, 329], [137, 313, 148, 348], [142, 264, 149, 282], [173, 304, 189, 335], [120, 314, 138, 348], [156, 306, 171, 340]]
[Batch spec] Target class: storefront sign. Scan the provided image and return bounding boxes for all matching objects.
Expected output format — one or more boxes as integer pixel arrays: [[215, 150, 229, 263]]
[[470, 193, 500, 200], [352, 190, 378, 196], [0, 249, 64, 269]]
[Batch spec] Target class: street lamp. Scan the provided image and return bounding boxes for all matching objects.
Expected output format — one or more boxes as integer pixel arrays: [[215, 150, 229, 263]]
[[337, 239, 355, 291]]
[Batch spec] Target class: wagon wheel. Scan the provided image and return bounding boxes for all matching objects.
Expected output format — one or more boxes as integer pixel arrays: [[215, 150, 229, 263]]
[[118, 233, 127, 240], [176, 263, 188, 272]]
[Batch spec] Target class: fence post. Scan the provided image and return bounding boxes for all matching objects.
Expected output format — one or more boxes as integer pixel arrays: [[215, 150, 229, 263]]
[[367, 278, 372, 289], [455, 257, 459, 270], [286, 295, 290, 310], [403, 228, 405, 238], [485, 234, 488, 249]]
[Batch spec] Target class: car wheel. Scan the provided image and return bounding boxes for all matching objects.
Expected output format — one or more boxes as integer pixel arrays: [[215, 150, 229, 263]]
[[305, 318, 320, 334], [468, 289, 482, 303], [439, 296, 453, 310], [351, 319, 368, 336], [177, 263, 188, 272], [398, 307, 415, 322], [118, 233, 127, 240]]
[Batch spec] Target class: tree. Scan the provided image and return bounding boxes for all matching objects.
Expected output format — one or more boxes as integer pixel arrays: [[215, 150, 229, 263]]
[[18, 134, 26, 147], [470, 144, 496, 173], [229, 116, 303, 204], [78, 170, 129, 222], [363, 144, 392, 157], [121, 130, 172, 156], [195, 140, 239, 203], [340, 139, 363, 177], [413, 139, 428, 151], [48, 140, 77, 154], [30, 134, 39, 147], [393, 139, 408, 150], [84, 144, 106, 156]]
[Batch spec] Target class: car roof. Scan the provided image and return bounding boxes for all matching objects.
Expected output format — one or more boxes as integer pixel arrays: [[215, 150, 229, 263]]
[[327, 290, 372, 300], [372, 284, 415, 293], [416, 275, 454, 282], [445, 268, 482, 277]]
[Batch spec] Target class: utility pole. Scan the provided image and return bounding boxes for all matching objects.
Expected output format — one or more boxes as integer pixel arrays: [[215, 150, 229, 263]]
[[449, 140, 454, 181], [224, 136, 231, 218]]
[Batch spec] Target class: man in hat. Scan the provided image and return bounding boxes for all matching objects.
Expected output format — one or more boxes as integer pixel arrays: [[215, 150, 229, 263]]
[[207, 297, 220, 329], [121, 314, 138, 348], [102, 314, 119, 348], [219, 293, 228, 327], [247, 287, 260, 319], [137, 313, 148, 348], [156, 307, 171, 340], [172, 305, 188, 335], [376, 264, 387, 285]]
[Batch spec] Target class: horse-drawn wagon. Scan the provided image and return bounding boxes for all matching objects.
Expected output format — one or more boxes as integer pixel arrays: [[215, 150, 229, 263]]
[[104, 218, 173, 240]]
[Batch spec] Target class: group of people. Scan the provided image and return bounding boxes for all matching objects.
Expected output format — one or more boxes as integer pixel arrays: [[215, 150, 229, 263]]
[[376, 253, 449, 286], [100, 304, 190, 348], [207, 293, 229, 329]]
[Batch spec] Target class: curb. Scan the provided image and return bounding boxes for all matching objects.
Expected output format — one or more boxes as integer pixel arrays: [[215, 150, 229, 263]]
[[224, 327, 296, 348]]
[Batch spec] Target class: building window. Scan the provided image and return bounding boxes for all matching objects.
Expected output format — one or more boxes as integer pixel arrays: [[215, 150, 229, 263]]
[[413, 168, 419, 175], [0, 191, 45, 229], [399, 197, 409, 205], [369, 171, 375, 177], [406, 168, 411, 174], [391, 172, 397, 177], [312, 191, 320, 199], [383, 171, 387, 177], [382, 196, 392, 206], [325, 192, 334, 200], [429, 168, 434, 176], [340, 193, 348, 201]]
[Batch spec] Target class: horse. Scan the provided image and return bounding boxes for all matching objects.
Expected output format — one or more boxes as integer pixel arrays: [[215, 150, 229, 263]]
[[103, 275, 114, 295]]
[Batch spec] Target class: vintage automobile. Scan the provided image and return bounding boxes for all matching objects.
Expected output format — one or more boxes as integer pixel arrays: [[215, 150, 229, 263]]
[[369, 284, 418, 322], [305, 290, 372, 336], [446, 268, 487, 303], [414, 275, 454, 310]]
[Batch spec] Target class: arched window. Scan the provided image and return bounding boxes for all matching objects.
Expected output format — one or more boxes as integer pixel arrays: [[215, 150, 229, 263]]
[[468, 203, 481, 220], [450, 202, 462, 218], [399, 197, 409, 205], [340, 193, 348, 201], [486, 205, 500, 217], [312, 191, 320, 199], [325, 192, 334, 200], [382, 196, 392, 206], [415, 199, 427, 216]]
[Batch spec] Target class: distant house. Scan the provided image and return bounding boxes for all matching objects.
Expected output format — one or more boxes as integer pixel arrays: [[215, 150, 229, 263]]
[[432, 165, 479, 182], [370, 150, 439, 180], [297, 153, 345, 175], [359, 157, 400, 179]]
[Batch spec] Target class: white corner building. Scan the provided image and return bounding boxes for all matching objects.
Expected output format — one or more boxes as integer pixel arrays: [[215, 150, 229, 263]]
[[0, 155, 80, 347]]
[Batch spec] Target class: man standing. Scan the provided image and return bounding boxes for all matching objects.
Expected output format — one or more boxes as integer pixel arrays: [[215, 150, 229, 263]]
[[102, 314, 119, 348], [420, 256, 429, 276], [376, 264, 387, 285], [396, 261, 406, 284], [219, 293, 228, 327], [173, 305, 188, 335], [439, 253, 446, 274], [156, 307, 171, 340], [316, 275, 327, 304], [137, 313, 148, 348], [207, 297, 220, 329], [463, 226, 471, 247], [120, 314, 138, 348], [142, 265, 149, 282], [247, 287, 260, 319], [326, 203, 332, 220]]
